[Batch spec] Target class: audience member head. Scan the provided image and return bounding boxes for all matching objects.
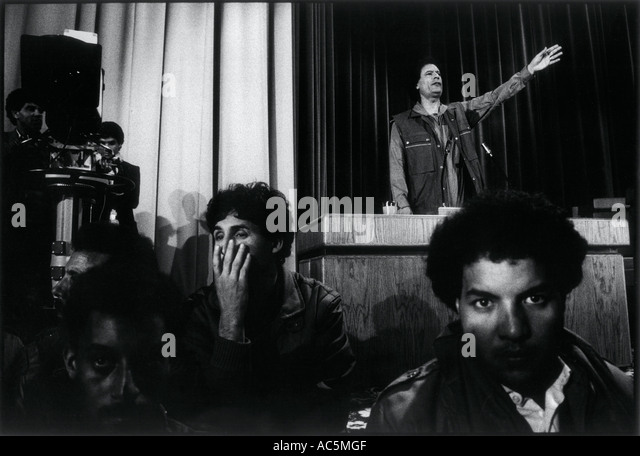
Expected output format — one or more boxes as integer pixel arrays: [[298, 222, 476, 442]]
[[427, 190, 588, 394], [205, 181, 294, 267], [61, 258, 177, 433], [52, 222, 157, 309]]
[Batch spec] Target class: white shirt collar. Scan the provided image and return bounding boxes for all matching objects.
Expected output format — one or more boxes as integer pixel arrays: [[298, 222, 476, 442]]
[[502, 358, 572, 433]]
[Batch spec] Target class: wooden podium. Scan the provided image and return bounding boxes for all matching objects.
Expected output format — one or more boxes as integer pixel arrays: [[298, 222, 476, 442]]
[[297, 214, 633, 389]]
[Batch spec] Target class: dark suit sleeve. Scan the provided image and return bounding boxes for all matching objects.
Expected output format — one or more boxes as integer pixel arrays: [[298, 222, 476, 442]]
[[128, 163, 140, 209], [116, 161, 140, 209]]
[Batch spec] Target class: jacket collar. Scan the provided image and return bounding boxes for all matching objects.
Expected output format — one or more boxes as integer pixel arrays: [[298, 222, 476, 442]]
[[410, 101, 448, 118], [433, 320, 537, 433], [432, 320, 634, 433]]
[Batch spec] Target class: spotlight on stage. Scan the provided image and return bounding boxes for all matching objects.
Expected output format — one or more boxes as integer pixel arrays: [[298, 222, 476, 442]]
[[20, 34, 102, 145]]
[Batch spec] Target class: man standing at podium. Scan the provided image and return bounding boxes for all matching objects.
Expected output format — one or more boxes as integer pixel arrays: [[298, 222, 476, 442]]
[[389, 45, 562, 214]]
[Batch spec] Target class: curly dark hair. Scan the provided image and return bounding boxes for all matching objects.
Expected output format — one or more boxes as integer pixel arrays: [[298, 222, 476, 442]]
[[426, 190, 588, 310], [205, 181, 294, 265], [5, 88, 44, 125]]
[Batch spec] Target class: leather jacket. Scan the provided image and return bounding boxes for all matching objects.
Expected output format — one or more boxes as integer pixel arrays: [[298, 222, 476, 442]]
[[177, 268, 356, 434], [368, 321, 635, 434]]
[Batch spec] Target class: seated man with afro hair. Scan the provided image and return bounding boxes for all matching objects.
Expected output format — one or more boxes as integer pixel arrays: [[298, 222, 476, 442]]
[[368, 190, 634, 434]]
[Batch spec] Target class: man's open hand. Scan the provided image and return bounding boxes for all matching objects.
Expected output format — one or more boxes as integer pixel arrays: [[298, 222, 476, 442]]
[[214, 239, 251, 342], [527, 44, 563, 75]]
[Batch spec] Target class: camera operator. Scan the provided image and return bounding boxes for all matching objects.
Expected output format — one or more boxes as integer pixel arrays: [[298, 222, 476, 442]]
[[95, 121, 140, 232]]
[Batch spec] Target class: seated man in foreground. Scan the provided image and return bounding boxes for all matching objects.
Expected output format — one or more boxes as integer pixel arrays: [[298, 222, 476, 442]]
[[20, 258, 188, 434], [21, 222, 157, 388], [180, 181, 356, 434], [368, 190, 634, 434]]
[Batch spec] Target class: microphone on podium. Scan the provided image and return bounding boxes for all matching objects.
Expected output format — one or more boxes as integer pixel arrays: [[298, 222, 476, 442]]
[[481, 142, 493, 158], [481, 142, 510, 188]]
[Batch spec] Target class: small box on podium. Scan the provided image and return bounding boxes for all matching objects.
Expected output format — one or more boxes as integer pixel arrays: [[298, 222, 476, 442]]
[[438, 206, 461, 216]]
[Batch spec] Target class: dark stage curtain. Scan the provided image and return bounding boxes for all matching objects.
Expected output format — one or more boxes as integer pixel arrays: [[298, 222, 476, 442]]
[[294, 2, 637, 214]]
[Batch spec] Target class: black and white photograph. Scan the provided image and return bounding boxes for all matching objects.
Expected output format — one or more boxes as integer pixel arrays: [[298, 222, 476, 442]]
[[1, 0, 637, 440]]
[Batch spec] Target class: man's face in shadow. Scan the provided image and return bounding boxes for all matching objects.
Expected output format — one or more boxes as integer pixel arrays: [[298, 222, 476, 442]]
[[52, 251, 111, 310], [456, 257, 565, 394], [64, 311, 169, 433], [99, 136, 122, 158], [13, 101, 44, 136]]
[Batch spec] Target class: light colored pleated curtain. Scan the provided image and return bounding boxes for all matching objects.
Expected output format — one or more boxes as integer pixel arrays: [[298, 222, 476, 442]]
[[4, 2, 295, 297]]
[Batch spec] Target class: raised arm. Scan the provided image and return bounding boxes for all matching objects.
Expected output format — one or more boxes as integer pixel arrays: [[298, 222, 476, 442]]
[[462, 44, 563, 127]]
